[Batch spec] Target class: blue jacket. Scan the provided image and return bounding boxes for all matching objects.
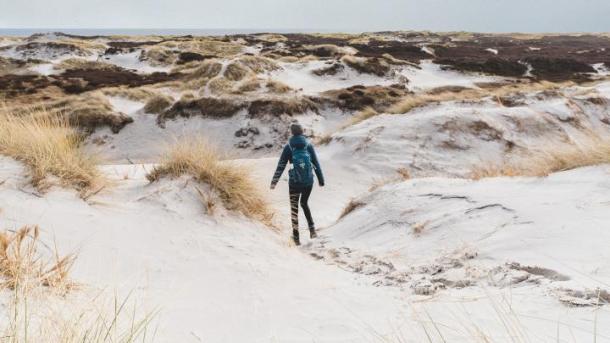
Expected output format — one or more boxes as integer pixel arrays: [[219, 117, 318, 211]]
[[271, 135, 324, 187]]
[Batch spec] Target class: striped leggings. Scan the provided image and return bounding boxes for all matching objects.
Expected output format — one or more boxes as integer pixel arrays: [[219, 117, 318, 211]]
[[289, 185, 314, 231]]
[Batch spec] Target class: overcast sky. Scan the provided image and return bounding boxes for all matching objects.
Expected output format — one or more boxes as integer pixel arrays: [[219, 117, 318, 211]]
[[2, 0, 610, 33]]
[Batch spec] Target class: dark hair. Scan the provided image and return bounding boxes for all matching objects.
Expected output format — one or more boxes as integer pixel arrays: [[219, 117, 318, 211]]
[[290, 123, 304, 136]]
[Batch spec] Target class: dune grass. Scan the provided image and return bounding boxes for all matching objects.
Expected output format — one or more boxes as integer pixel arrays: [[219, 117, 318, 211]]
[[3, 290, 156, 343], [332, 81, 573, 132], [368, 167, 411, 192], [266, 79, 293, 94], [339, 199, 366, 220], [143, 94, 174, 114], [147, 138, 273, 224], [55, 58, 119, 72], [0, 225, 156, 343], [348, 106, 379, 127], [0, 107, 101, 193], [389, 80, 572, 115], [0, 225, 75, 292], [470, 138, 610, 179]]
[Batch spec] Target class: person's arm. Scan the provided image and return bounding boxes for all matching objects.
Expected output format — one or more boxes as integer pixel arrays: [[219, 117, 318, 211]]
[[270, 145, 291, 188], [308, 144, 324, 186]]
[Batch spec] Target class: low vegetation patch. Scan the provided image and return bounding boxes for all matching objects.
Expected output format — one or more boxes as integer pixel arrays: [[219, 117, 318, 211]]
[[0, 225, 75, 292], [147, 138, 273, 223], [0, 224, 156, 342], [42, 92, 134, 133], [349, 106, 378, 127], [389, 80, 571, 115], [160, 96, 245, 124], [158, 37, 243, 58], [0, 107, 101, 193], [2, 92, 134, 133], [368, 167, 411, 192], [247, 97, 319, 118], [470, 138, 610, 179], [266, 79, 293, 94], [143, 93, 174, 114], [323, 84, 409, 112], [314, 134, 333, 145], [341, 55, 391, 76], [224, 62, 251, 81], [339, 198, 366, 219], [101, 86, 159, 102], [235, 55, 280, 73], [233, 76, 262, 94], [55, 58, 121, 72]]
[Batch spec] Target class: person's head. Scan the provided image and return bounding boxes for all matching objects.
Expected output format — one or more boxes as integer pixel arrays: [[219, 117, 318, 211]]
[[290, 122, 304, 136]]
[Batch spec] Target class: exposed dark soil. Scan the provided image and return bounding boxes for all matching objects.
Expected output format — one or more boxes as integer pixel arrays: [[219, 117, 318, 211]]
[[15, 42, 85, 54], [343, 57, 391, 77], [312, 62, 345, 76], [58, 68, 181, 94], [68, 111, 134, 134], [160, 97, 246, 124], [247, 98, 319, 117], [0, 74, 53, 97], [28, 32, 111, 41], [160, 95, 320, 124], [177, 52, 214, 64], [321, 84, 410, 112], [353, 40, 432, 62], [429, 34, 610, 80], [0, 67, 182, 98], [0, 57, 46, 71], [249, 32, 610, 81], [439, 118, 514, 149], [436, 58, 528, 78], [280, 34, 350, 47], [107, 40, 164, 49], [524, 57, 596, 81]]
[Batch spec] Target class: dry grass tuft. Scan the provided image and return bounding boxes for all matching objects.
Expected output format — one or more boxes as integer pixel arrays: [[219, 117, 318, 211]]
[[3, 288, 156, 343], [470, 138, 610, 179], [6, 92, 133, 134], [314, 134, 333, 145], [0, 107, 101, 193], [140, 46, 176, 66], [235, 55, 280, 73], [0, 56, 38, 76], [389, 81, 571, 115], [369, 167, 412, 192], [207, 77, 234, 95], [469, 164, 523, 180], [266, 79, 293, 94], [102, 86, 159, 102], [412, 221, 429, 236], [147, 138, 273, 223], [0, 224, 154, 343], [55, 58, 120, 71], [0, 225, 75, 292], [184, 60, 223, 81], [339, 198, 366, 219], [224, 62, 251, 81], [159, 38, 243, 58], [143, 93, 174, 114], [341, 55, 391, 76], [234, 76, 262, 94], [349, 106, 378, 127]]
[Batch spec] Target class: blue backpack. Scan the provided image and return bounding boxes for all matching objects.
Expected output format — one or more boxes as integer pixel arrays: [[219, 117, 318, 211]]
[[289, 144, 314, 186]]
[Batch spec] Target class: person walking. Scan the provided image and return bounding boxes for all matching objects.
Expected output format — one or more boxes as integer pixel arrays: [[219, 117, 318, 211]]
[[270, 123, 324, 246]]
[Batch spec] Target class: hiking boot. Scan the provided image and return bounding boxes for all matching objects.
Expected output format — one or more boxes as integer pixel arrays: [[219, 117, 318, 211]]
[[309, 228, 317, 239], [292, 230, 300, 246]]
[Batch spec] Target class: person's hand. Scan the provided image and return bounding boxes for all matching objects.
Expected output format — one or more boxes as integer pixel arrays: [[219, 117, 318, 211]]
[[270, 183, 276, 190], [319, 182, 325, 187]]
